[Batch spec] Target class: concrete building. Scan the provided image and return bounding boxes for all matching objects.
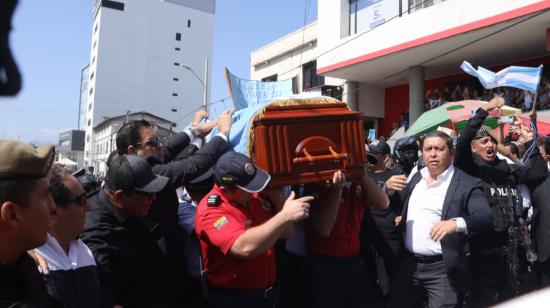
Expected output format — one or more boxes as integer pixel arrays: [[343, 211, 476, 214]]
[[78, 65, 90, 130], [84, 0, 216, 167], [251, 21, 345, 100], [316, 0, 550, 136], [58, 130, 85, 170], [91, 111, 174, 176]]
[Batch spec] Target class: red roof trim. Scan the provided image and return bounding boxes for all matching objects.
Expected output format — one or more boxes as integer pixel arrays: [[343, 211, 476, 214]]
[[317, 1, 550, 74]]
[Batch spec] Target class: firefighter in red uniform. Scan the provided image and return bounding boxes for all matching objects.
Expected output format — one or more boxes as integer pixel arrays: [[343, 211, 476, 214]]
[[305, 170, 389, 308], [195, 151, 313, 308]]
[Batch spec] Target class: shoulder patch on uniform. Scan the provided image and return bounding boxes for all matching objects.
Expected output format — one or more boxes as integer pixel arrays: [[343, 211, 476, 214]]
[[213, 216, 229, 230], [207, 194, 220, 207]]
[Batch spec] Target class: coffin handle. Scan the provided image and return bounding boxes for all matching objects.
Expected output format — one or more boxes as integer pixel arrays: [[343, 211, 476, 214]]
[[293, 147, 349, 165]]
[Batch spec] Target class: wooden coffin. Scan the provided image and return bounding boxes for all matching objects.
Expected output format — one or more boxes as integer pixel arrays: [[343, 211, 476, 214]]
[[252, 102, 366, 187]]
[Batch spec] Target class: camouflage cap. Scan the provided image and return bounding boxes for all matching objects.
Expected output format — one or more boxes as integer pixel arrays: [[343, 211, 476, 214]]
[[473, 126, 498, 143], [0, 140, 55, 181]]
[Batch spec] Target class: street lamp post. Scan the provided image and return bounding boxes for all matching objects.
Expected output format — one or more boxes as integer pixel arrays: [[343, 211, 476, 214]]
[[181, 58, 208, 111]]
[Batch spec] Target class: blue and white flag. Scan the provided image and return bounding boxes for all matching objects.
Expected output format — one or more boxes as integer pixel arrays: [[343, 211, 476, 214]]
[[225, 68, 294, 110], [460, 61, 543, 92]]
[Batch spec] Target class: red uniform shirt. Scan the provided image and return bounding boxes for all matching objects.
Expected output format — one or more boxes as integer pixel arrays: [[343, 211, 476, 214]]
[[195, 184, 276, 289], [307, 182, 365, 257]]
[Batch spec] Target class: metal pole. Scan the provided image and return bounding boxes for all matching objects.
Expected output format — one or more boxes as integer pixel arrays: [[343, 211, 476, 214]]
[[203, 58, 209, 112]]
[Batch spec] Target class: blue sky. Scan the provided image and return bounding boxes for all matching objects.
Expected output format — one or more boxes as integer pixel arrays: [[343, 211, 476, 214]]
[[0, 0, 317, 143]]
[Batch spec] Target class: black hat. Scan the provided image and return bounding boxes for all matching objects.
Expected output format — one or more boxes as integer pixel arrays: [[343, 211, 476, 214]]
[[368, 140, 391, 155], [214, 152, 270, 193], [73, 168, 100, 196], [187, 168, 214, 193], [105, 155, 169, 194]]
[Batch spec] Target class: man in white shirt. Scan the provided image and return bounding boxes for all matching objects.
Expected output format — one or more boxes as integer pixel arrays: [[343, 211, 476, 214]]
[[391, 131, 492, 308]]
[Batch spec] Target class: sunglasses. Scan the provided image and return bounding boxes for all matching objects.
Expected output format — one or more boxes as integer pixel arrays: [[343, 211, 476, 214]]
[[136, 136, 160, 148], [66, 191, 87, 207]]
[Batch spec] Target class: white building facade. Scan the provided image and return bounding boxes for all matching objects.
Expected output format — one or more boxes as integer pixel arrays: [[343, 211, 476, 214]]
[[251, 22, 345, 99], [316, 0, 550, 136], [84, 0, 216, 168]]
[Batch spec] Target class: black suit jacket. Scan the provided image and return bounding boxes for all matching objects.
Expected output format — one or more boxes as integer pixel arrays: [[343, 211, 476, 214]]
[[401, 167, 492, 291], [531, 170, 550, 262]]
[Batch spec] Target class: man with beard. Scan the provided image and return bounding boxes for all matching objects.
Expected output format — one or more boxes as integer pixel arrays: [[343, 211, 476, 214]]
[[454, 97, 547, 306]]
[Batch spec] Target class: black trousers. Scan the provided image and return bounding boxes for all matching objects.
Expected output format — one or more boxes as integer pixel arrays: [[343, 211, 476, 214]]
[[537, 258, 550, 288], [208, 286, 275, 308], [467, 253, 537, 307], [390, 254, 463, 308], [305, 255, 382, 308], [276, 251, 306, 308]]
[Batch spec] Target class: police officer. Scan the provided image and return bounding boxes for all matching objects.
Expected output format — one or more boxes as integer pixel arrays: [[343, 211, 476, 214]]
[[194, 151, 313, 308], [393, 135, 420, 176], [454, 98, 547, 306]]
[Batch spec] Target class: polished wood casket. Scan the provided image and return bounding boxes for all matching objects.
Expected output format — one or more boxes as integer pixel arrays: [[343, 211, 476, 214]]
[[251, 101, 366, 187]]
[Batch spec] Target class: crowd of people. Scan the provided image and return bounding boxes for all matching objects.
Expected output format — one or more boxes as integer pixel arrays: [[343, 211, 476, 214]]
[[2, 96, 550, 308], [424, 77, 550, 111]]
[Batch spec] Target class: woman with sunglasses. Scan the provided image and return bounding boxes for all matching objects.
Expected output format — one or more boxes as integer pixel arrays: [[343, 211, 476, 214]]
[[32, 164, 100, 308]]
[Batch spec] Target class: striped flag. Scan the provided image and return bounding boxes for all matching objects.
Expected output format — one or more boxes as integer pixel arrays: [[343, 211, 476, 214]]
[[460, 61, 543, 92]]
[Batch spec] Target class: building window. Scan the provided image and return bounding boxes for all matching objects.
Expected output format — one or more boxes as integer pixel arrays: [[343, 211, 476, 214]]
[[89, 87, 94, 95], [302, 61, 324, 91], [175, 47, 181, 51], [174, 62, 179, 66], [88, 119, 91, 127], [173, 77, 179, 81], [92, 56, 96, 65], [90, 71, 95, 81], [94, 24, 98, 33], [262, 74, 277, 82], [172, 93, 178, 97], [88, 102, 92, 110], [187, 19, 191, 28], [176, 32, 181, 41], [93, 40, 97, 49], [102, 0, 125, 11]]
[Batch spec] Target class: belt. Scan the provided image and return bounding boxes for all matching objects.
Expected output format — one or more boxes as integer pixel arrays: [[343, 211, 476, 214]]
[[209, 285, 276, 299], [406, 251, 444, 263]]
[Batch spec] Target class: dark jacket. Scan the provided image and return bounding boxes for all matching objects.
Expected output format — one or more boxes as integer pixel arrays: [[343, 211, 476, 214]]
[[454, 108, 547, 252], [531, 166, 550, 262], [80, 190, 146, 308], [0, 254, 63, 308], [143, 132, 228, 306], [401, 168, 493, 292], [454, 108, 547, 188]]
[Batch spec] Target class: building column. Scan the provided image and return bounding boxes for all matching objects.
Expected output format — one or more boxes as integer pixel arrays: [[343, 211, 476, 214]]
[[344, 81, 359, 111], [409, 66, 425, 125]]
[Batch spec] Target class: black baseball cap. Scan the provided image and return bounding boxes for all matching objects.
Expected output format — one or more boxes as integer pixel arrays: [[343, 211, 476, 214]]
[[214, 151, 271, 193], [368, 140, 391, 155], [105, 155, 169, 194]]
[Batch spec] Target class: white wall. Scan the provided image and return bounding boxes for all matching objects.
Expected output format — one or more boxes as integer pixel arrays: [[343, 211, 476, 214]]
[[358, 85, 385, 118], [251, 21, 344, 91], [317, 0, 545, 70]]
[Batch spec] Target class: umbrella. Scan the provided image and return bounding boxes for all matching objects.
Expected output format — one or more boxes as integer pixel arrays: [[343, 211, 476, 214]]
[[405, 100, 521, 136]]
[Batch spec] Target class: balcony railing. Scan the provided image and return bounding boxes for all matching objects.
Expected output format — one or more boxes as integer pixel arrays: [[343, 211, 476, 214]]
[[408, 0, 448, 14]]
